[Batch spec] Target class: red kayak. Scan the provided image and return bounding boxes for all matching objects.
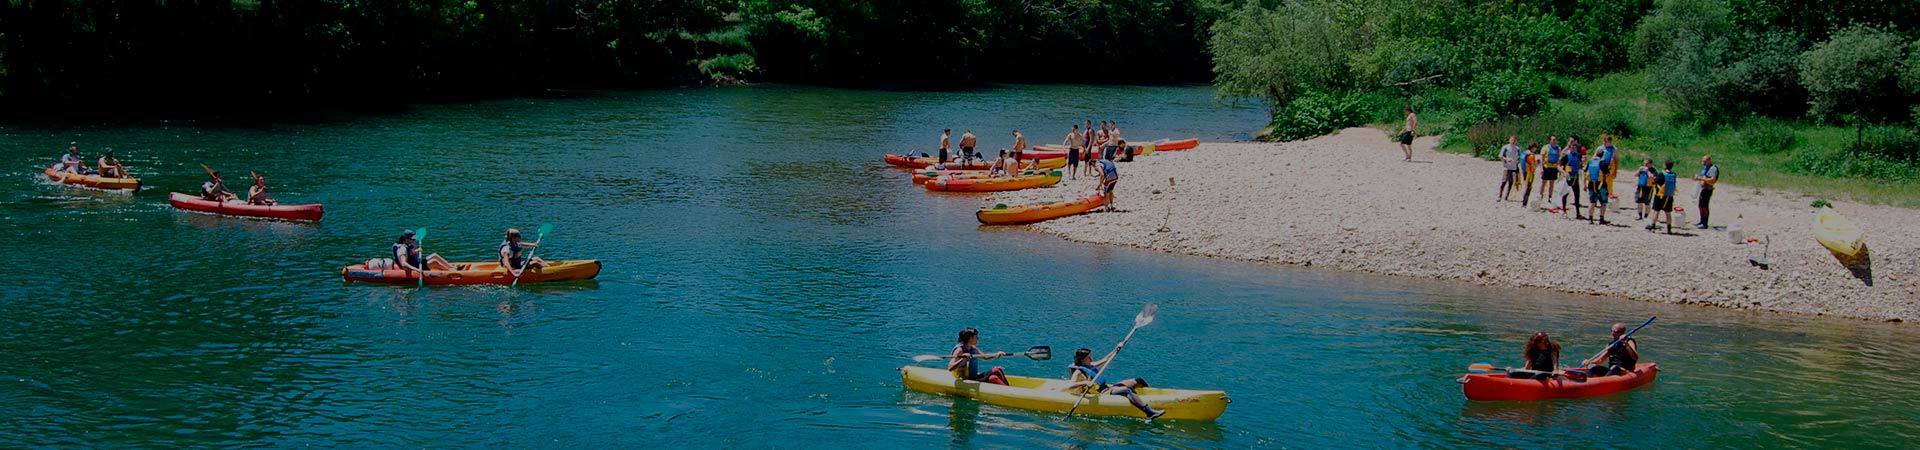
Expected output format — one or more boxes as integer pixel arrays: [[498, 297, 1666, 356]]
[[883, 154, 991, 170], [1152, 138, 1199, 151], [169, 192, 324, 221], [1460, 362, 1658, 401]]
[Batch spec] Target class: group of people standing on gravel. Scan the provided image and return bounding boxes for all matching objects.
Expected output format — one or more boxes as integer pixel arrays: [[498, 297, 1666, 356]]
[[1493, 134, 1719, 232]]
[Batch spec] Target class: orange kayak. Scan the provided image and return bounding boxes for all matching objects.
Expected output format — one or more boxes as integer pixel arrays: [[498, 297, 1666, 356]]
[[169, 192, 324, 221], [912, 168, 1059, 184], [43, 167, 140, 191], [926, 171, 1062, 192], [976, 193, 1107, 225], [341, 259, 601, 286], [884, 154, 990, 170], [1152, 138, 1200, 151], [1460, 363, 1659, 401]]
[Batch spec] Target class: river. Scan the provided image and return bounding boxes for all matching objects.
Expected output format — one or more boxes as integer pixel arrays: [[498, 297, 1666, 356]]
[[3, 84, 1916, 447]]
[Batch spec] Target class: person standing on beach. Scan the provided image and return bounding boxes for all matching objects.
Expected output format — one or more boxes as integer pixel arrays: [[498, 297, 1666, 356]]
[[1561, 137, 1584, 219], [1586, 149, 1609, 224], [1634, 159, 1654, 221], [1521, 143, 1538, 207], [1011, 130, 1027, 162], [1497, 136, 1522, 202], [1540, 136, 1560, 208], [960, 130, 979, 163], [1097, 154, 1120, 212], [939, 129, 952, 164], [1695, 155, 1718, 229], [1399, 107, 1417, 161], [1066, 125, 1083, 179], [1650, 160, 1678, 233], [1598, 135, 1619, 201]]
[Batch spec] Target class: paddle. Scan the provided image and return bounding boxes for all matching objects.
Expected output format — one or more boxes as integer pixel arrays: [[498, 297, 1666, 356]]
[[199, 164, 233, 201], [911, 345, 1053, 363], [1067, 303, 1157, 417], [1580, 316, 1656, 369], [413, 227, 429, 288], [509, 222, 554, 287]]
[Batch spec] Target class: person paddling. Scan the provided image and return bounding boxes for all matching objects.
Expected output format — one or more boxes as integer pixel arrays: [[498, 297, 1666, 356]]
[[949, 328, 1009, 385], [201, 171, 239, 202], [58, 144, 88, 174], [1579, 323, 1641, 376], [501, 228, 549, 275], [97, 148, 128, 178], [1064, 347, 1167, 421], [246, 172, 277, 206], [1520, 332, 1562, 380], [393, 230, 451, 272]]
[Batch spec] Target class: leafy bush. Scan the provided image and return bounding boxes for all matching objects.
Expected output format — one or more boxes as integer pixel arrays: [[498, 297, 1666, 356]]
[[1786, 149, 1920, 182], [699, 53, 759, 83], [1210, 1, 1369, 107], [1847, 126, 1920, 162], [1636, 0, 1805, 125], [1461, 110, 1605, 159], [1598, 106, 1637, 139], [1465, 70, 1550, 120], [1737, 118, 1798, 153], [1264, 89, 1369, 141], [1548, 77, 1590, 102], [1799, 26, 1910, 123]]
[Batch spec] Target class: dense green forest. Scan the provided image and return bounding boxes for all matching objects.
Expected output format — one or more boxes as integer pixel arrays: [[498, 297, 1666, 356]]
[[0, 0, 1218, 114]]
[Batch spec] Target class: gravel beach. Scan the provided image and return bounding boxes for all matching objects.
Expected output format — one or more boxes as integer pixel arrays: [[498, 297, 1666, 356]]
[[989, 128, 1920, 322]]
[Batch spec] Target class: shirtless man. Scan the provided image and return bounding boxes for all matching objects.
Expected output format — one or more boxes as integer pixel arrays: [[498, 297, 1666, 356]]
[[959, 130, 978, 163], [1065, 125, 1083, 179], [1011, 130, 1027, 162], [96, 148, 128, 178], [1399, 107, 1418, 161]]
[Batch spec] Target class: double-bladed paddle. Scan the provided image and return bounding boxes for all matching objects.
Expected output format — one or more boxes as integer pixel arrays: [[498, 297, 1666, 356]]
[[414, 227, 428, 288], [509, 223, 554, 287], [911, 345, 1053, 363], [1067, 303, 1157, 417]]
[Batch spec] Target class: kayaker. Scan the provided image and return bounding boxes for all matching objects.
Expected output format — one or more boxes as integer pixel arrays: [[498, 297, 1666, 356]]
[[201, 171, 239, 202], [501, 228, 549, 274], [1399, 106, 1417, 161], [1561, 137, 1584, 220], [1540, 136, 1560, 208], [1579, 323, 1641, 376], [58, 144, 87, 174], [393, 230, 451, 272], [988, 150, 1011, 177], [1011, 130, 1027, 162], [959, 130, 978, 163], [939, 129, 952, 164], [1097, 154, 1120, 212], [1634, 159, 1654, 221], [1599, 135, 1620, 199], [246, 172, 277, 206], [1586, 147, 1609, 225], [97, 148, 128, 178], [948, 328, 1009, 385], [1520, 332, 1562, 380], [1650, 160, 1678, 233], [1065, 124, 1083, 180], [1065, 347, 1167, 421], [1695, 155, 1718, 229]]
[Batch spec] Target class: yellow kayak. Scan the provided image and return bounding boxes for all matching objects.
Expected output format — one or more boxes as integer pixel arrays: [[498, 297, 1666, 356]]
[[1814, 209, 1866, 260], [899, 366, 1229, 421]]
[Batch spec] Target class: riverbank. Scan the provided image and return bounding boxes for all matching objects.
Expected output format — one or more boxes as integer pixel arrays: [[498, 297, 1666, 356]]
[[990, 128, 1920, 322]]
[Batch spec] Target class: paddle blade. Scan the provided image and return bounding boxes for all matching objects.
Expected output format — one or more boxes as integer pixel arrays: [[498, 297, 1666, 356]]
[[1133, 303, 1158, 328], [1024, 346, 1052, 361], [414, 227, 428, 241], [1467, 363, 1497, 373], [536, 222, 554, 236], [910, 354, 945, 363]]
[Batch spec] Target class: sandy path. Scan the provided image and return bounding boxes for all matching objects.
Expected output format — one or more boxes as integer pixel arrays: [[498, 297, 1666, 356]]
[[988, 128, 1920, 322]]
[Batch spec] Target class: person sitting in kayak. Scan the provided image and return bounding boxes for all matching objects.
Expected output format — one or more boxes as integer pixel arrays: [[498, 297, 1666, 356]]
[[96, 148, 128, 178], [201, 171, 239, 202], [246, 172, 277, 205], [989, 149, 1011, 177], [1065, 347, 1166, 421], [948, 328, 1009, 385], [1579, 322, 1640, 376], [58, 144, 88, 174], [501, 228, 549, 274], [393, 230, 451, 272], [1520, 332, 1562, 380]]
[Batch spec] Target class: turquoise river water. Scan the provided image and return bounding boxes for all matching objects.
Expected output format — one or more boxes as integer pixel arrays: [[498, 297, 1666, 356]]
[[3, 85, 1918, 447]]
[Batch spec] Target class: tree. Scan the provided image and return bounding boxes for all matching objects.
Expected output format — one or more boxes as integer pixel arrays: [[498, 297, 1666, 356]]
[[1798, 26, 1910, 144]]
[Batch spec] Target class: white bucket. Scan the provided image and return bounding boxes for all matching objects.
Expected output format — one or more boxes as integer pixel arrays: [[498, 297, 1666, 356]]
[[1728, 224, 1744, 244]]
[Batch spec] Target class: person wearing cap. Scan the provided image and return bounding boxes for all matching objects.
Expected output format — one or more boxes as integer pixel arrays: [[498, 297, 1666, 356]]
[[246, 173, 276, 205], [392, 230, 451, 272], [201, 171, 239, 202], [1063, 347, 1166, 421], [96, 148, 128, 178], [499, 228, 548, 274], [58, 143, 87, 174]]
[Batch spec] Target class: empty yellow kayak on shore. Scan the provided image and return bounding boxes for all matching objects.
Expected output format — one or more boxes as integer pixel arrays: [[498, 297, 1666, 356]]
[[1814, 209, 1866, 260], [899, 366, 1229, 421]]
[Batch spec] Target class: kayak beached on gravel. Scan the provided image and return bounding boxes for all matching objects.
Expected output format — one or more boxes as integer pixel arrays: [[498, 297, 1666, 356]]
[[926, 171, 1062, 192], [976, 194, 1107, 225]]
